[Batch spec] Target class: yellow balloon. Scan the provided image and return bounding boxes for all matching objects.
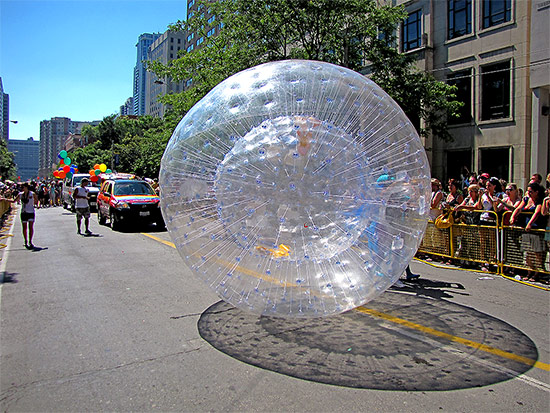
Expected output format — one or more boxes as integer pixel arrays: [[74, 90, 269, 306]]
[[99, 163, 107, 172]]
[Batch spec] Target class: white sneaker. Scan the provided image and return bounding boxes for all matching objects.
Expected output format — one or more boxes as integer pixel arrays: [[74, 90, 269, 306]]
[[393, 280, 406, 288]]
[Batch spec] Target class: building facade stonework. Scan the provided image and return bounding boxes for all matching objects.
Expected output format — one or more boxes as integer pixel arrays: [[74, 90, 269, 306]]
[[393, 0, 549, 188]]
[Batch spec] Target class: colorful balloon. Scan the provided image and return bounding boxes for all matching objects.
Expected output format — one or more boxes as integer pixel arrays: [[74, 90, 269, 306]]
[[99, 164, 107, 172], [64, 157, 71, 165], [90, 175, 99, 182], [59, 150, 68, 159]]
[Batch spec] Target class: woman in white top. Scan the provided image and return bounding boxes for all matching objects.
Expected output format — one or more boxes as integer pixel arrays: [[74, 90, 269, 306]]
[[479, 177, 501, 225], [14, 183, 39, 249]]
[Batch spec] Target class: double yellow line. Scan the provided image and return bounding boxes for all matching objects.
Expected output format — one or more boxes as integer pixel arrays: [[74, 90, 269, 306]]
[[143, 232, 550, 372]]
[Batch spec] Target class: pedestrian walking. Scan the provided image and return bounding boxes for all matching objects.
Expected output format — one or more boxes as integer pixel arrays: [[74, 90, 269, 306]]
[[73, 177, 92, 235], [7, 182, 39, 249]]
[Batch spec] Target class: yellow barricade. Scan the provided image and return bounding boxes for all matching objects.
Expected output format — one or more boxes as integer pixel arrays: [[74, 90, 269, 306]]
[[0, 200, 11, 218], [419, 209, 501, 269], [501, 211, 549, 275], [418, 209, 549, 276]]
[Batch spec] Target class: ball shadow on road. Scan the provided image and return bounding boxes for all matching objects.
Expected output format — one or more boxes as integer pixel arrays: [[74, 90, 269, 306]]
[[198, 288, 539, 391]]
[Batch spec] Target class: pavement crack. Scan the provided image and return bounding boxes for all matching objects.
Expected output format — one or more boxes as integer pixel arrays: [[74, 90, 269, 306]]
[[0, 346, 204, 406]]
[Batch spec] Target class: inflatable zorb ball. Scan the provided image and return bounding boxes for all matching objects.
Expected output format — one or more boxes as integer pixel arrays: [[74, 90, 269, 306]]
[[160, 60, 431, 318]]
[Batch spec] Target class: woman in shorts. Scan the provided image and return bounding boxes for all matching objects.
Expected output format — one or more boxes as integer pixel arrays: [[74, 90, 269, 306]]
[[510, 182, 548, 282], [14, 183, 39, 249]]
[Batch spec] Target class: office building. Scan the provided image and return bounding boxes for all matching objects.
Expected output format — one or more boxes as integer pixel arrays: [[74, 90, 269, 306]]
[[146, 30, 187, 118], [8, 137, 39, 181], [120, 97, 134, 116], [1, 77, 10, 142], [133, 33, 161, 115], [393, 0, 549, 187], [38, 117, 100, 177]]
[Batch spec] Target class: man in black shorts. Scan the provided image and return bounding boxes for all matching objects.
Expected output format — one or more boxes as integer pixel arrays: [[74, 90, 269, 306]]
[[73, 178, 92, 235]]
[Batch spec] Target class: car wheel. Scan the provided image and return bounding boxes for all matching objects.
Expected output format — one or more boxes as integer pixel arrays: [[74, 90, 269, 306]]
[[110, 210, 120, 231], [156, 218, 166, 230], [98, 210, 106, 225]]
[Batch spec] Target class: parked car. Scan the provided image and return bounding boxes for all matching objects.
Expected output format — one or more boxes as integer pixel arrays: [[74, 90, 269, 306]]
[[62, 173, 100, 212], [97, 178, 164, 230]]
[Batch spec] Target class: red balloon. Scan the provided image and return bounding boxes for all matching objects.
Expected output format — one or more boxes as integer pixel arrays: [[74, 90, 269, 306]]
[[90, 175, 99, 182], [53, 171, 59, 178], [58, 171, 66, 179], [63, 165, 70, 173]]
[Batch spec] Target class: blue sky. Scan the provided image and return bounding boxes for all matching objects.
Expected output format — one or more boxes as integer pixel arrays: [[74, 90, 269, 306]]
[[0, 0, 186, 140]]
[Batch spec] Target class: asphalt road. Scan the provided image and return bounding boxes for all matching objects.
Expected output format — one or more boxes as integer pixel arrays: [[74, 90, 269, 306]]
[[1, 205, 549, 412]]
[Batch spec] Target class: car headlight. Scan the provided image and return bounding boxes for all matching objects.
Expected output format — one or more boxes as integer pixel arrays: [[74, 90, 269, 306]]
[[116, 201, 130, 209]]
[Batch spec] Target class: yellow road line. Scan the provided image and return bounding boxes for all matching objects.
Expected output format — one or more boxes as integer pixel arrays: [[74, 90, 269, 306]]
[[356, 306, 550, 372], [143, 232, 550, 372], [141, 233, 295, 287]]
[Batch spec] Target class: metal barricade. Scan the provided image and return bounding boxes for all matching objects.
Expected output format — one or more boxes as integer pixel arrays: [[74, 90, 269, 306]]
[[501, 211, 549, 275], [418, 209, 500, 269]]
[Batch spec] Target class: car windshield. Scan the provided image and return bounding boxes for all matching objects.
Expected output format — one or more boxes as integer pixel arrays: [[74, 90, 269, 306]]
[[74, 177, 100, 187], [113, 182, 155, 196]]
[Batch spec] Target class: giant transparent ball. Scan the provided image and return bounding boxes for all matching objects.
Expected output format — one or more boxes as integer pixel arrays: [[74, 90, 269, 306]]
[[160, 60, 431, 318]]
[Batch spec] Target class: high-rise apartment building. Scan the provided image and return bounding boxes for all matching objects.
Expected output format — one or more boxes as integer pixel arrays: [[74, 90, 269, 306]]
[[133, 33, 161, 116], [393, 0, 549, 187], [8, 137, 39, 181], [146, 30, 187, 118], [120, 97, 134, 116], [1, 77, 11, 142], [38, 117, 100, 177]]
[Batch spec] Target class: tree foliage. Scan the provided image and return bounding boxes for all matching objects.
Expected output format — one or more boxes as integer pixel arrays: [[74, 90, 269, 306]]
[[0, 139, 16, 180], [70, 115, 170, 178], [149, 0, 461, 142]]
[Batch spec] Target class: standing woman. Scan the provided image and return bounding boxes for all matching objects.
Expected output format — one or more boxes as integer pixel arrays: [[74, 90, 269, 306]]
[[14, 183, 39, 249], [510, 183, 548, 282]]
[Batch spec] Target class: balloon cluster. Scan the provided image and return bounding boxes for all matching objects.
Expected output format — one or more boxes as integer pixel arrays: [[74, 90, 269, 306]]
[[53, 150, 78, 179], [88, 163, 112, 183]]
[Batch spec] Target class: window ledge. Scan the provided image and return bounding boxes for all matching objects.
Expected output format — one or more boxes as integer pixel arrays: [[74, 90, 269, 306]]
[[478, 20, 515, 37], [444, 33, 476, 46], [403, 45, 429, 55], [478, 117, 514, 126], [448, 121, 475, 128]]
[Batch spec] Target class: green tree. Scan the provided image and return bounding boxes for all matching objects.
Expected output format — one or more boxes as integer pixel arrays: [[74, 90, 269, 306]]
[[149, 0, 461, 141], [72, 115, 170, 178], [0, 139, 17, 180]]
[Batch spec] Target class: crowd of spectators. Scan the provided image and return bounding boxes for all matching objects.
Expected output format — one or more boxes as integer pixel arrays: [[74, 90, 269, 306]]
[[1, 180, 63, 208], [427, 171, 550, 284]]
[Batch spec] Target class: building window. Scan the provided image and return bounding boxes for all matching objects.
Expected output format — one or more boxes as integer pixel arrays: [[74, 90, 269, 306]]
[[196, 37, 204, 46], [178, 38, 181, 44], [447, 69, 472, 124], [187, 33, 194, 42], [208, 15, 216, 24], [188, 0, 195, 7], [482, 0, 511, 29], [207, 28, 215, 37], [481, 61, 510, 120], [187, 44, 194, 52], [402, 10, 422, 52], [448, 0, 472, 39]]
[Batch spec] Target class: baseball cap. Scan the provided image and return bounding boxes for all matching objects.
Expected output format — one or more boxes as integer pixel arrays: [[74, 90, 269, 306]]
[[480, 173, 490, 179]]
